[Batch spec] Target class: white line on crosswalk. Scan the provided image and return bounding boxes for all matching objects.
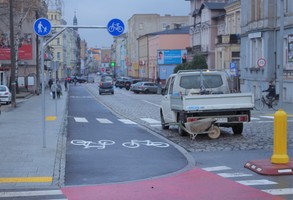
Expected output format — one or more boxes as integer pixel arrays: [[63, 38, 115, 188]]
[[236, 179, 278, 186], [262, 188, 293, 195], [251, 117, 260, 120], [74, 117, 88, 123], [96, 118, 113, 123], [261, 116, 274, 119], [217, 172, 253, 178], [202, 166, 232, 172], [118, 119, 137, 124], [141, 118, 161, 124], [0, 190, 63, 198]]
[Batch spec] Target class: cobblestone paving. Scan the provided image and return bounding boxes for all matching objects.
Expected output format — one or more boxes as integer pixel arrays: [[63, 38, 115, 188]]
[[86, 84, 293, 153]]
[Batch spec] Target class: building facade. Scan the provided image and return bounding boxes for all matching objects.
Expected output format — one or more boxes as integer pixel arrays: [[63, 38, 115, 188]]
[[127, 14, 189, 78], [240, 0, 293, 102]]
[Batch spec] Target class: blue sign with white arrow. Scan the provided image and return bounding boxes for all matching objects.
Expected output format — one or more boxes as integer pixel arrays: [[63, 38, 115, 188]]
[[107, 18, 124, 36], [33, 18, 51, 37]]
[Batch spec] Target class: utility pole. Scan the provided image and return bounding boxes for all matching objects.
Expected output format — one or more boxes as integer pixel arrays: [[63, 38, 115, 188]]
[[278, 0, 284, 108], [9, 0, 16, 108]]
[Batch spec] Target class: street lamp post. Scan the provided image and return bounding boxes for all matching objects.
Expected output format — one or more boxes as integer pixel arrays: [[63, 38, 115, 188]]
[[278, 0, 284, 108]]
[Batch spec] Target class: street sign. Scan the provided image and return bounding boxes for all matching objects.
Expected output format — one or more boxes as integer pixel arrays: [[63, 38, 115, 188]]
[[257, 58, 266, 68], [107, 18, 124, 36], [33, 18, 51, 36], [229, 62, 238, 76]]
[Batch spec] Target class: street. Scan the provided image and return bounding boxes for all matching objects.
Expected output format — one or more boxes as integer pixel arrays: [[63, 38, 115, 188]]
[[62, 83, 293, 199]]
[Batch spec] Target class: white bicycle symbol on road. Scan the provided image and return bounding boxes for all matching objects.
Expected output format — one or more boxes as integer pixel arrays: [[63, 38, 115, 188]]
[[122, 140, 169, 148], [71, 140, 115, 149], [108, 22, 124, 33], [70, 139, 169, 149]]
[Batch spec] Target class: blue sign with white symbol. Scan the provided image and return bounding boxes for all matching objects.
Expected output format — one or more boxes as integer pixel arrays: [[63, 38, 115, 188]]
[[34, 18, 51, 36], [107, 18, 124, 36], [229, 62, 238, 76]]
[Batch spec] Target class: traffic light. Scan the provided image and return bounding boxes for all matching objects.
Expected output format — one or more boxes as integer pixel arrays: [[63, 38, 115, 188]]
[[111, 61, 115, 67]]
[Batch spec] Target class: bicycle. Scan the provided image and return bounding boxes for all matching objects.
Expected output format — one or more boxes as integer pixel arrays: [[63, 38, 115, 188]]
[[122, 140, 169, 148], [254, 93, 280, 111]]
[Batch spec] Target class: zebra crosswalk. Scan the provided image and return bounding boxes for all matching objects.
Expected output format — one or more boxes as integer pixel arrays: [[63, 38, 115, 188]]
[[0, 189, 67, 199], [72, 116, 280, 126], [73, 117, 161, 126], [202, 165, 293, 198]]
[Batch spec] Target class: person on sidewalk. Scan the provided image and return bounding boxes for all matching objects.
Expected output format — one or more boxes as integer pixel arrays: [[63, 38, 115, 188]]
[[51, 82, 56, 99], [64, 78, 68, 91], [48, 78, 53, 90], [56, 81, 62, 99]]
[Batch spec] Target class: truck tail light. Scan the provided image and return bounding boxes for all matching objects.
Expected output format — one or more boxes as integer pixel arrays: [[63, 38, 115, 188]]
[[239, 116, 248, 122]]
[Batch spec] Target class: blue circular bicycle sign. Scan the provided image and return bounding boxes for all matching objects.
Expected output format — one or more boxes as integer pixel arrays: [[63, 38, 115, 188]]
[[107, 18, 124, 36], [33, 18, 51, 36]]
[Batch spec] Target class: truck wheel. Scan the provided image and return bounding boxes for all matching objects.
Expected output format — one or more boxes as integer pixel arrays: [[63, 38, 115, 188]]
[[178, 120, 188, 136], [208, 126, 221, 139], [160, 111, 169, 130], [232, 123, 243, 135]]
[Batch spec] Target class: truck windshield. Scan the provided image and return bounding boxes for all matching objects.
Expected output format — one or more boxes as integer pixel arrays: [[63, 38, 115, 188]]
[[179, 74, 223, 89]]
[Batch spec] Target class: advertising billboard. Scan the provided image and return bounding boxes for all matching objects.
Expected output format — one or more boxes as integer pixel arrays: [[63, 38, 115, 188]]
[[157, 49, 187, 65], [0, 32, 33, 60]]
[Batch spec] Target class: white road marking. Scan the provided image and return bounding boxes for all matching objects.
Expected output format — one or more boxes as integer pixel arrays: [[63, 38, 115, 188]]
[[251, 117, 260, 120], [74, 117, 88, 123], [217, 172, 253, 178], [118, 119, 137, 124], [236, 179, 278, 186], [141, 118, 161, 124], [262, 188, 293, 195], [151, 124, 162, 127], [0, 190, 63, 197], [261, 116, 274, 119], [96, 118, 113, 124], [142, 100, 160, 107], [202, 166, 232, 172]]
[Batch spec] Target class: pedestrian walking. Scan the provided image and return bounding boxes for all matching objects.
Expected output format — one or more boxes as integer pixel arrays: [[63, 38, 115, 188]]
[[50, 82, 56, 99], [56, 81, 62, 99], [64, 78, 68, 91], [48, 78, 53, 89]]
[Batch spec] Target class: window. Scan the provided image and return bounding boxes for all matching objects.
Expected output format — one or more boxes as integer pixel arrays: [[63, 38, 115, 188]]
[[179, 75, 223, 89], [56, 38, 60, 45], [57, 52, 61, 60], [139, 23, 144, 30], [251, 0, 263, 21], [250, 38, 263, 68]]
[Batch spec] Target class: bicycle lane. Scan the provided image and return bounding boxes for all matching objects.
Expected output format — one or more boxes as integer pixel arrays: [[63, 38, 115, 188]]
[[64, 85, 189, 185], [62, 86, 281, 200]]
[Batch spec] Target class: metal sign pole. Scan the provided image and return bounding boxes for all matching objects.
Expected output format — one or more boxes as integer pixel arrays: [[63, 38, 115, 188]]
[[41, 37, 46, 148]]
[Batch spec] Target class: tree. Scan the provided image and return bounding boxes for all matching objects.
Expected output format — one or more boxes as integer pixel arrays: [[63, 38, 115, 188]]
[[174, 54, 208, 73]]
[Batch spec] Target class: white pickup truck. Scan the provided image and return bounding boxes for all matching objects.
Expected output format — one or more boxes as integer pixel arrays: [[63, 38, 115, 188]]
[[160, 70, 254, 139]]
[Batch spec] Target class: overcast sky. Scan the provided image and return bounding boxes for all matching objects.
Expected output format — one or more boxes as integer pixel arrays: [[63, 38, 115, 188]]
[[62, 0, 190, 48]]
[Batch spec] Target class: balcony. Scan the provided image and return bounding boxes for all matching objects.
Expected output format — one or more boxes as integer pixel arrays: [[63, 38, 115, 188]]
[[216, 34, 240, 44]]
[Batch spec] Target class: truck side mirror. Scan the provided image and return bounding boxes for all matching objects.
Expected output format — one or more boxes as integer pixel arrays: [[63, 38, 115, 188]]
[[161, 88, 166, 95]]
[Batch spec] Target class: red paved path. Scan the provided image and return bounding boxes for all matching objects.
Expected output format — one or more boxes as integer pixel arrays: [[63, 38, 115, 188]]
[[62, 168, 283, 200]]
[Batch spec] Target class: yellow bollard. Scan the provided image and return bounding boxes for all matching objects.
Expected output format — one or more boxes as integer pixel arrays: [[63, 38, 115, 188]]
[[271, 109, 289, 164]]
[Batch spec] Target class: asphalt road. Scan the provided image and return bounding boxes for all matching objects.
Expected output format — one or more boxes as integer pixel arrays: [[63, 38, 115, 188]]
[[65, 84, 188, 186]]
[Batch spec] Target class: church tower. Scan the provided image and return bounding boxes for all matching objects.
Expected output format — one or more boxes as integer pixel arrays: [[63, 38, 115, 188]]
[[73, 10, 78, 30]]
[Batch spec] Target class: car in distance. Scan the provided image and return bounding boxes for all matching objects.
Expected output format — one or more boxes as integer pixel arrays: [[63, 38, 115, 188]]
[[0, 85, 12, 104], [130, 82, 158, 94], [99, 76, 114, 95]]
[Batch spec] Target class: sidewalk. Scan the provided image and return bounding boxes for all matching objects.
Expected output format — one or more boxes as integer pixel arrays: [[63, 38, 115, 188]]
[[0, 89, 68, 189]]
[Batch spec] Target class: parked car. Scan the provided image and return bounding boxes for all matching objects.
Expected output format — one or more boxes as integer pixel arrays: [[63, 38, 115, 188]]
[[125, 78, 143, 90], [99, 76, 114, 95], [130, 82, 158, 94], [0, 85, 12, 105], [68, 76, 87, 83], [115, 77, 132, 88]]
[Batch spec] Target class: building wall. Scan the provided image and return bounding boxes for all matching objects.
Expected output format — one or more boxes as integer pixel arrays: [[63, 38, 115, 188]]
[[128, 14, 189, 78], [240, 0, 293, 102]]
